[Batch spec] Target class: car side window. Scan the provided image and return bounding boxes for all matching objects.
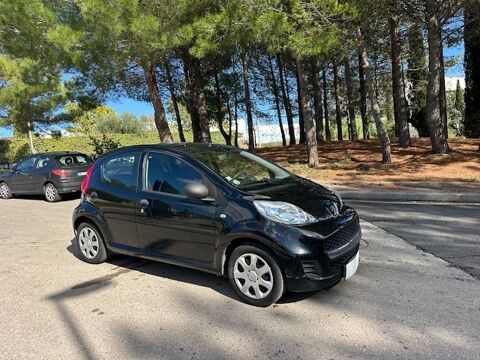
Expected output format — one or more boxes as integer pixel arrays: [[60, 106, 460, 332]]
[[145, 153, 204, 196], [101, 153, 140, 190], [35, 157, 50, 169], [16, 157, 36, 172]]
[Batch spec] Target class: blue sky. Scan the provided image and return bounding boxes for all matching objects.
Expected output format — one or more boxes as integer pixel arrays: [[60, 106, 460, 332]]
[[0, 43, 466, 138]]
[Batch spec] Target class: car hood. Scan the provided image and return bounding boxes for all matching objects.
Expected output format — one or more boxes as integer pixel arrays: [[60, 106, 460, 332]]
[[246, 178, 342, 219]]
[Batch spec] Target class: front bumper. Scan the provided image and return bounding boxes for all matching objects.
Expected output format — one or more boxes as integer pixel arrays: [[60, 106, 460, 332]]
[[285, 215, 361, 292]]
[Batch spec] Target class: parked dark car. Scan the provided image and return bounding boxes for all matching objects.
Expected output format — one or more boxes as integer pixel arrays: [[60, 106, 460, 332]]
[[0, 152, 93, 202], [73, 144, 361, 306]]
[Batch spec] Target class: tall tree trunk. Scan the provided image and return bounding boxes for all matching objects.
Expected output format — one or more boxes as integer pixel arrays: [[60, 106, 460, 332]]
[[226, 92, 233, 143], [143, 62, 173, 143], [425, 0, 449, 154], [311, 59, 324, 143], [333, 63, 343, 141], [295, 63, 307, 144], [373, 55, 380, 99], [234, 90, 239, 147], [389, 15, 411, 148], [464, 4, 480, 137], [344, 58, 358, 141], [277, 55, 296, 144], [241, 50, 255, 151], [268, 56, 287, 146], [358, 28, 392, 164], [358, 52, 369, 139], [284, 64, 296, 144], [296, 58, 319, 168], [191, 58, 212, 143], [183, 60, 201, 141], [214, 72, 231, 145], [323, 69, 332, 141], [439, 41, 448, 139], [164, 60, 185, 142]]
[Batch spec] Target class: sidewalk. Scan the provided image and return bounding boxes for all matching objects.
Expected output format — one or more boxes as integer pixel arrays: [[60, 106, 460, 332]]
[[327, 181, 480, 203]]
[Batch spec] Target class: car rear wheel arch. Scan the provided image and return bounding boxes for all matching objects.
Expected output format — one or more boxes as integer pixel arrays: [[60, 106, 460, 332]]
[[74, 216, 107, 242]]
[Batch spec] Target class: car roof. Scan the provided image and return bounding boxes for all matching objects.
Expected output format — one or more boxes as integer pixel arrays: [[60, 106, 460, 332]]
[[21, 151, 89, 159], [111, 143, 241, 156]]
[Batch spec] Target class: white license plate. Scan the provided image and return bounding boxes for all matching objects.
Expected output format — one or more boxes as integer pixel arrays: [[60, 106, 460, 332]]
[[344, 251, 359, 280], [77, 172, 87, 176]]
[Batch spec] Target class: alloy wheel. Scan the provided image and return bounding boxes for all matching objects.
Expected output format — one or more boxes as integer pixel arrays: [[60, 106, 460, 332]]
[[78, 226, 100, 259], [0, 183, 10, 199], [233, 253, 274, 299], [45, 184, 58, 202]]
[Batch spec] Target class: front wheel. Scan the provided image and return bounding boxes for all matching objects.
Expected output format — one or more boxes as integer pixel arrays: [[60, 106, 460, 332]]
[[228, 245, 285, 307], [44, 183, 62, 202], [0, 182, 12, 199]]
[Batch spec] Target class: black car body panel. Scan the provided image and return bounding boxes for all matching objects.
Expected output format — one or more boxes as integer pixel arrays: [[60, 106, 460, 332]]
[[73, 144, 361, 292], [0, 152, 92, 196]]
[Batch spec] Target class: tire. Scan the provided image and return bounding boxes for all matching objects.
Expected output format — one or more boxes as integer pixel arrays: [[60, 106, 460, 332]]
[[228, 244, 285, 307], [44, 183, 62, 202], [75, 222, 108, 264], [0, 182, 12, 199]]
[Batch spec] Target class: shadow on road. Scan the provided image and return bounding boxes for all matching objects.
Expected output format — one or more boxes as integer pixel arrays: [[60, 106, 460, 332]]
[[9, 193, 81, 202], [66, 237, 321, 304]]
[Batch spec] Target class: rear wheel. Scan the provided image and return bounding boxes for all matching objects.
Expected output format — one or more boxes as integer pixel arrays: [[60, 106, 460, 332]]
[[0, 182, 12, 199], [228, 244, 285, 307], [76, 222, 108, 264], [44, 183, 61, 202]]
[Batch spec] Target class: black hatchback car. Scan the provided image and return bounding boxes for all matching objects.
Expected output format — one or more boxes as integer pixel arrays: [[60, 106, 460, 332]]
[[0, 152, 93, 202], [73, 144, 361, 306]]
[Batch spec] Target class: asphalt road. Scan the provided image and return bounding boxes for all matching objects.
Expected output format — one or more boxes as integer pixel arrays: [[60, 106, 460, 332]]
[[0, 198, 479, 359], [348, 200, 480, 279]]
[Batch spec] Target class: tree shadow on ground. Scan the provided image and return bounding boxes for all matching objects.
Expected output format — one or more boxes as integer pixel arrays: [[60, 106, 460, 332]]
[[66, 238, 321, 305]]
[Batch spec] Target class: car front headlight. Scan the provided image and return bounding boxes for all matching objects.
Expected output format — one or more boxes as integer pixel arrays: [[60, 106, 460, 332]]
[[254, 200, 318, 225], [333, 190, 343, 210]]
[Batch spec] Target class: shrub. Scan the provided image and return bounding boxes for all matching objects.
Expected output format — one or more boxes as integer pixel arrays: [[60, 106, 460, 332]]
[[0, 131, 232, 163]]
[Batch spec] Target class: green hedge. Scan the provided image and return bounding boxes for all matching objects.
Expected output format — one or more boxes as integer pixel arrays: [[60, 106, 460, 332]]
[[0, 131, 230, 163]]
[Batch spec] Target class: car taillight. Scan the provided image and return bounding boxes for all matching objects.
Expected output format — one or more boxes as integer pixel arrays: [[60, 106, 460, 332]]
[[52, 169, 73, 177], [81, 165, 94, 196]]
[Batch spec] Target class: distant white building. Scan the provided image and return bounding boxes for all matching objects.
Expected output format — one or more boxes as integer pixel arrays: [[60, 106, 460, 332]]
[[238, 119, 300, 146], [35, 129, 74, 139]]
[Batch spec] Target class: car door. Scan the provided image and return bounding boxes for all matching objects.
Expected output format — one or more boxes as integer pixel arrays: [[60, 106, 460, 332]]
[[91, 151, 142, 250], [10, 157, 37, 194], [136, 151, 217, 266], [30, 156, 51, 194]]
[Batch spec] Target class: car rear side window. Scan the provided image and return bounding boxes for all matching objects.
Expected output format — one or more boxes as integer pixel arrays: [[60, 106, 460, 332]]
[[35, 157, 51, 169], [55, 154, 93, 167], [101, 153, 140, 190], [145, 153, 203, 196]]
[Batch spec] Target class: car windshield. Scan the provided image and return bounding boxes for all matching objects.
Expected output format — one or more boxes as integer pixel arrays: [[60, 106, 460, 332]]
[[54, 154, 93, 167], [187, 148, 293, 189]]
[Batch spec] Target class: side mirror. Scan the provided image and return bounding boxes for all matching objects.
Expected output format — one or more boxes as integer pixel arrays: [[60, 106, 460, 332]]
[[185, 183, 210, 200]]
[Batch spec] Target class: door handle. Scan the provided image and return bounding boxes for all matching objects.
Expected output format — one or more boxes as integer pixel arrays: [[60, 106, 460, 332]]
[[139, 199, 149, 215]]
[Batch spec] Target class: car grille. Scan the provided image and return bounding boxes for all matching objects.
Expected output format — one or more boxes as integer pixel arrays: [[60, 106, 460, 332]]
[[324, 219, 360, 252], [330, 244, 359, 272]]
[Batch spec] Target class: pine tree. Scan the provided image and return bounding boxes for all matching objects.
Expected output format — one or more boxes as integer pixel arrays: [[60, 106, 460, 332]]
[[407, 24, 429, 137]]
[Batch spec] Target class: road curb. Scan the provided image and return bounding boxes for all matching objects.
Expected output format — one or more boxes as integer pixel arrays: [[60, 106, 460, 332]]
[[336, 189, 480, 203]]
